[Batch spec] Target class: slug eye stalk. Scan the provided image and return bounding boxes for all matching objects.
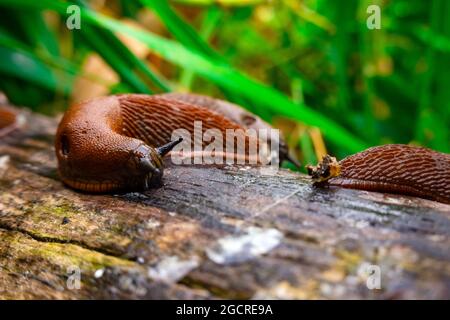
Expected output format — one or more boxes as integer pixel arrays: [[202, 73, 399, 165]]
[[156, 137, 183, 157]]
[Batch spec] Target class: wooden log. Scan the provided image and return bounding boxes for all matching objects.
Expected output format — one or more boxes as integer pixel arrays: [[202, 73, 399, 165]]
[[0, 106, 449, 299]]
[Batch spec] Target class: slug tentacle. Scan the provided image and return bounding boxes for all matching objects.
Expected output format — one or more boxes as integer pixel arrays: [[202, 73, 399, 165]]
[[156, 137, 183, 157]]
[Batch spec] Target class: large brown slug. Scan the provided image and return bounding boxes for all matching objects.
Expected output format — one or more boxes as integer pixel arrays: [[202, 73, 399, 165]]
[[55, 94, 280, 193], [308, 144, 450, 204]]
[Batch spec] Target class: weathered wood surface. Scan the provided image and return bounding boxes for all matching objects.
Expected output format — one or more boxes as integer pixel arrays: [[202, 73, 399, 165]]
[[0, 106, 449, 300]]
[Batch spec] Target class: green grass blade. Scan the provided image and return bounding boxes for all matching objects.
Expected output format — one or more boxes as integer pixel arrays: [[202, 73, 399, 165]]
[[16, 10, 60, 56], [79, 23, 152, 93], [180, 5, 222, 89], [0, 45, 71, 93], [141, 0, 220, 59], [73, 0, 169, 92]]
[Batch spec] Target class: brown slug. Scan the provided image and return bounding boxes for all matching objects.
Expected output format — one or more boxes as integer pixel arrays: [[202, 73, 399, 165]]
[[55, 94, 283, 193], [307, 144, 450, 204]]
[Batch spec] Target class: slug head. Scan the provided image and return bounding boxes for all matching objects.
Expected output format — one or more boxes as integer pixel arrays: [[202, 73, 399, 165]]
[[55, 99, 183, 193], [124, 138, 182, 189], [124, 144, 164, 189], [306, 155, 341, 185]]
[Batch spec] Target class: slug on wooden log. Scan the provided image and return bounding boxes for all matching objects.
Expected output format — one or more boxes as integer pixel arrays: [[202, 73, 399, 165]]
[[7, 93, 446, 203], [307, 144, 450, 204], [55, 94, 287, 193]]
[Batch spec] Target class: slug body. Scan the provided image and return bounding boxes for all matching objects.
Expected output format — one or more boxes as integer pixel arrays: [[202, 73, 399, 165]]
[[324, 144, 450, 204], [158, 92, 292, 163], [55, 94, 280, 193]]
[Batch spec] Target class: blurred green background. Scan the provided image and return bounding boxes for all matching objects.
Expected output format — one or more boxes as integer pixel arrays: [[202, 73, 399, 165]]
[[0, 0, 448, 168]]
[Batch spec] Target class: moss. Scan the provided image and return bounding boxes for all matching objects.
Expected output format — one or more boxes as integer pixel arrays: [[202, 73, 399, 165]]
[[11, 231, 135, 272], [31, 200, 79, 219]]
